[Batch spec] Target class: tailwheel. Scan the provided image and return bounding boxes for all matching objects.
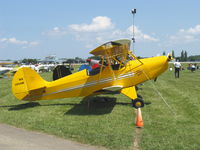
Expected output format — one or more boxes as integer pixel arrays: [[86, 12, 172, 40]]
[[132, 98, 144, 109]]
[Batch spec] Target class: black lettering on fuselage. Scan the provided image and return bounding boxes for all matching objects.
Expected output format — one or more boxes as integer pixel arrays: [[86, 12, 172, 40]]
[[15, 82, 24, 86]]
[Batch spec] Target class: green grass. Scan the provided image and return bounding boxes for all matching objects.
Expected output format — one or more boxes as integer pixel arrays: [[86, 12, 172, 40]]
[[0, 68, 200, 150], [139, 68, 200, 150]]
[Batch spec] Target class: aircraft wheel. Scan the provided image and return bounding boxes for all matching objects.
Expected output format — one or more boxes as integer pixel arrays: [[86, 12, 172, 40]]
[[132, 98, 144, 109]]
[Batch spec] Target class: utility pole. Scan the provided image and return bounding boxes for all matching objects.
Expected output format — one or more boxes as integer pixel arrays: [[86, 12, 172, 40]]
[[131, 9, 136, 53]]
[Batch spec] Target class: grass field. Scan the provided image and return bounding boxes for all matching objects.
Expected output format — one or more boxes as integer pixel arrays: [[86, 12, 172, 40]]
[[0, 66, 200, 150]]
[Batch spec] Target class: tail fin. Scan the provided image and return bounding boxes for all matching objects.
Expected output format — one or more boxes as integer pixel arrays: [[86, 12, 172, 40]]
[[12, 67, 47, 101]]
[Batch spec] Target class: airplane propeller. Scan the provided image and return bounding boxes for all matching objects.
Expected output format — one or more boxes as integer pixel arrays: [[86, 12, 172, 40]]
[[167, 53, 173, 61]]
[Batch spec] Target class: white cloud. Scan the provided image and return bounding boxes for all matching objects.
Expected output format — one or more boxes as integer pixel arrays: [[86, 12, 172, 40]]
[[169, 25, 200, 44], [29, 41, 39, 46], [69, 16, 114, 32], [8, 37, 28, 44], [0, 38, 7, 42], [43, 16, 159, 50], [127, 25, 159, 42], [186, 25, 200, 35], [0, 37, 39, 47], [43, 27, 67, 36]]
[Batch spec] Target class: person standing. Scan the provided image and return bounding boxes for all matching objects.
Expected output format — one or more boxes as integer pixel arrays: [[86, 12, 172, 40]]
[[174, 60, 181, 78], [86, 59, 100, 69], [191, 64, 196, 72]]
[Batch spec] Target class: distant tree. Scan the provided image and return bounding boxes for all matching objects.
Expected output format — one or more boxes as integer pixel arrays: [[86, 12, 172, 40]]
[[87, 56, 101, 60], [21, 58, 38, 64], [175, 57, 179, 61], [188, 55, 200, 61], [13, 61, 19, 64], [180, 50, 184, 61], [62, 57, 86, 64], [65, 58, 75, 63], [184, 51, 188, 61], [172, 50, 175, 58], [75, 57, 85, 63], [162, 51, 166, 56]]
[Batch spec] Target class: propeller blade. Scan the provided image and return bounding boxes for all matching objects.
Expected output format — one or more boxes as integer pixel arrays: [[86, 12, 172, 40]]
[[167, 53, 173, 61]]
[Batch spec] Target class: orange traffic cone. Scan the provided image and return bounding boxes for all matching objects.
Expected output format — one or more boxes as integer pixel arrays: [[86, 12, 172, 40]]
[[135, 108, 144, 128]]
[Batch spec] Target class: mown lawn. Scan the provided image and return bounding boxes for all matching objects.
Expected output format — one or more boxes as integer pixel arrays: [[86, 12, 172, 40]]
[[139, 66, 200, 150], [0, 67, 199, 150]]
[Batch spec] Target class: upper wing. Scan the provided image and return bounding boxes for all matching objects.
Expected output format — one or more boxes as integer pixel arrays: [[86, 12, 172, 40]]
[[90, 39, 131, 57]]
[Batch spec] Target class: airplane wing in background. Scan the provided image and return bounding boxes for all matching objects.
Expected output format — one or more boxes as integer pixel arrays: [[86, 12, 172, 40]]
[[0, 67, 12, 75]]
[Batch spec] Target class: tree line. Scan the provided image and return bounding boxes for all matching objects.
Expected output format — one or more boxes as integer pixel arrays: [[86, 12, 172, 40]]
[[19, 57, 87, 64], [163, 50, 200, 62]]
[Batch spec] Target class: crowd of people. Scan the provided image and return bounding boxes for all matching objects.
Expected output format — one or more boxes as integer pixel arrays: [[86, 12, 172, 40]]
[[172, 59, 199, 78], [188, 63, 199, 72]]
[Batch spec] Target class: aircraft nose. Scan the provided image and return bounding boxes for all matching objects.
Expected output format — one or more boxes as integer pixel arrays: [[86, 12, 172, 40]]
[[144, 56, 169, 80], [153, 56, 168, 77]]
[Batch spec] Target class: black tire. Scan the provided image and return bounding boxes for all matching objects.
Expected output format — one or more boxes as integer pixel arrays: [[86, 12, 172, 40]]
[[132, 98, 144, 109]]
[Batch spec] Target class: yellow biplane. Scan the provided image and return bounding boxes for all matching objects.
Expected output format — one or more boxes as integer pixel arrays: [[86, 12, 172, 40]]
[[12, 39, 171, 108]]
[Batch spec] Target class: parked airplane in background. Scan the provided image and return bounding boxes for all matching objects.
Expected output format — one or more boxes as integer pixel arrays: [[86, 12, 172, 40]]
[[0, 61, 14, 75], [0, 67, 12, 75], [12, 39, 172, 108]]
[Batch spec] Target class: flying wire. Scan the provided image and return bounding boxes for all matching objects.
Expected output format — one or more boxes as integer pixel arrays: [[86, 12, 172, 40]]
[[142, 70, 177, 116]]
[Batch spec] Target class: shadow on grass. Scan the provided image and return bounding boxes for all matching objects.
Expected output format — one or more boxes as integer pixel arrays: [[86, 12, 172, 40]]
[[0, 102, 78, 111], [65, 96, 117, 115], [4, 102, 41, 111], [0, 96, 132, 114]]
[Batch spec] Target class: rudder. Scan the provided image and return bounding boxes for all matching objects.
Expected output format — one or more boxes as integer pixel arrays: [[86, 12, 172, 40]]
[[12, 67, 47, 101]]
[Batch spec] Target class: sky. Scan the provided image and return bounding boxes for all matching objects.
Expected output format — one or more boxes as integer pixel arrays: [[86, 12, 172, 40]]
[[1, 0, 200, 60]]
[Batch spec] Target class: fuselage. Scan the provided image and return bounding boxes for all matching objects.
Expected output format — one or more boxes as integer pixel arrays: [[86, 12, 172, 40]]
[[29, 56, 168, 101]]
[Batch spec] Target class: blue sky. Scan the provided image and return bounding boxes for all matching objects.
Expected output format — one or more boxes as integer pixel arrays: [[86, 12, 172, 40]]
[[1, 0, 200, 60]]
